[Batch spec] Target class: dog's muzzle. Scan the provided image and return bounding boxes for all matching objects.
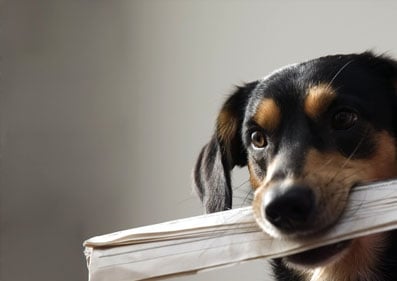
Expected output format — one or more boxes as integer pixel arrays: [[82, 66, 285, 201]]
[[263, 183, 315, 233]]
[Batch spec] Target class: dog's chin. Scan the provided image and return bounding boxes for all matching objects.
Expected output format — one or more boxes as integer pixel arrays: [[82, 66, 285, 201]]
[[283, 239, 352, 269], [260, 221, 353, 270]]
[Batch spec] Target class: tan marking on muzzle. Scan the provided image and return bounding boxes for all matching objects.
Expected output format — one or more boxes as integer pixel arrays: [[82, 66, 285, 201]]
[[248, 159, 262, 189], [252, 131, 397, 238]]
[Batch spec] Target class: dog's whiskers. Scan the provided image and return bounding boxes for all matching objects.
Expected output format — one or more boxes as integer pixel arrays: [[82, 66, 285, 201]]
[[328, 59, 355, 87]]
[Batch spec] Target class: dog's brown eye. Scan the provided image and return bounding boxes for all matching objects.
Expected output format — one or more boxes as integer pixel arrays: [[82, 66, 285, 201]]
[[251, 131, 267, 148], [332, 110, 358, 130]]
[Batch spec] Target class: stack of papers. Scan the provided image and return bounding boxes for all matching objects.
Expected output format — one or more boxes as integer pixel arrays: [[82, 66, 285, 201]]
[[84, 180, 397, 281]]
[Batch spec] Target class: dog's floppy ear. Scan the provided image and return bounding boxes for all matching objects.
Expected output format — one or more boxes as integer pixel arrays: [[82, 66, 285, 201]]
[[193, 81, 258, 213]]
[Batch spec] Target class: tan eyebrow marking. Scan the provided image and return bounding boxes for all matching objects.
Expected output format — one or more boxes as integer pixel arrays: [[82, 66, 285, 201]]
[[304, 83, 336, 119], [253, 98, 281, 132]]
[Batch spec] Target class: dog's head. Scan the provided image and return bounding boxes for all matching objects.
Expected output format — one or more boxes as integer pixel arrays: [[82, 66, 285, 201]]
[[194, 52, 397, 272]]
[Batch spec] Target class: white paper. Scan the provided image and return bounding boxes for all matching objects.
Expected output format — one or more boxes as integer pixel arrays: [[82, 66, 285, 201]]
[[84, 180, 397, 281]]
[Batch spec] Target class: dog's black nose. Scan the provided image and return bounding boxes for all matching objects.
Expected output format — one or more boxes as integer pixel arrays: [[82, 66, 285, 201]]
[[264, 185, 315, 231]]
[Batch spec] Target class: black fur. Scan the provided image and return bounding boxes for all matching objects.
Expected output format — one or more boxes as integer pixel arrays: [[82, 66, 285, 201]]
[[194, 52, 397, 280]]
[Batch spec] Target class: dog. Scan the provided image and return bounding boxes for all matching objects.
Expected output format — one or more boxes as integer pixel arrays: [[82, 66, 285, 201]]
[[193, 52, 397, 281]]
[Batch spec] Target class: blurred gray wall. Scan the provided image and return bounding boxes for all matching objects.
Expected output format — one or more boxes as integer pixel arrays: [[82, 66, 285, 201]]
[[1, 1, 397, 280]]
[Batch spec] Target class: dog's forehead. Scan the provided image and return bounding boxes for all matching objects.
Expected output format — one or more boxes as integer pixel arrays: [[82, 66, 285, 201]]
[[245, 60, 324, 120], [246, 54, 388, 120], [243, 53, 397, 136], [254, 56, 353, 102]]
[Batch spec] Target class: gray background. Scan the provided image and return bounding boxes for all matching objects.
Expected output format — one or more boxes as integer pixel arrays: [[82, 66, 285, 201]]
[[2, 1, 397, 280]]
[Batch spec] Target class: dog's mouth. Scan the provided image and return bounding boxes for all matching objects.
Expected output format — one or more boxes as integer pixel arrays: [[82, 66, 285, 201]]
[[285, 239, 351, 268]]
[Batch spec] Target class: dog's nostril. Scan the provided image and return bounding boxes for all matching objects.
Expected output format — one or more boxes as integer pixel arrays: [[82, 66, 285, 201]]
[[264, 186, 315, 231]]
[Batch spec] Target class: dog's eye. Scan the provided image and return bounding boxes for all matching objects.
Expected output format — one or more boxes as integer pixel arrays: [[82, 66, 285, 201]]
[[251, 131, 267, 148], [332, 110, 358, 130]]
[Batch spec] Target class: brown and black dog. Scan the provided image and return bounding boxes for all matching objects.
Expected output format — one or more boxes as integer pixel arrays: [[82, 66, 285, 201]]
[[194, 52, 397, 281]]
